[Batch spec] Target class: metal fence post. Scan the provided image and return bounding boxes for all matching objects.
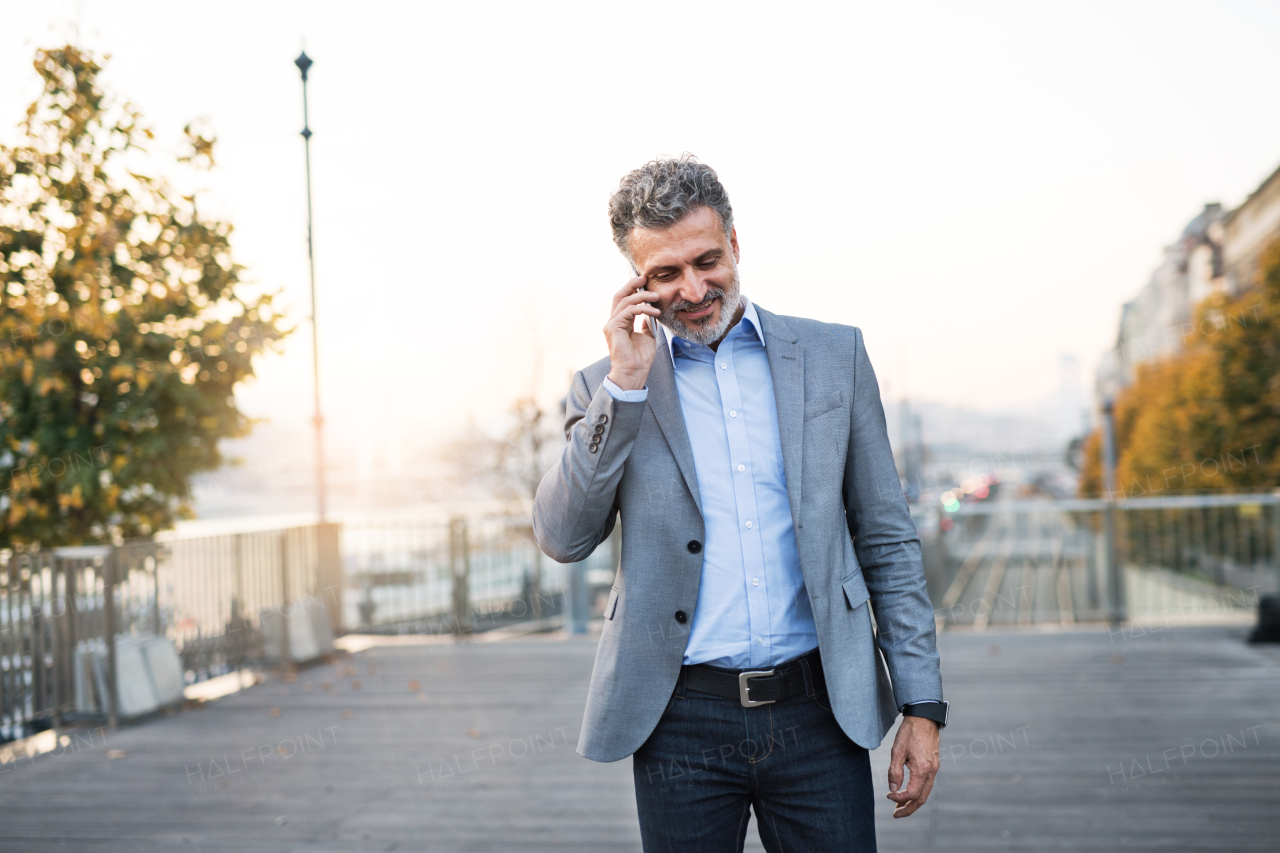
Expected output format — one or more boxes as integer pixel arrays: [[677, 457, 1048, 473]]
[[279, 531, 291, 665], [1272, 499, 1280, 596], [531, 549, 544, 621], [49, 556, 64, 726], [1101, 399, 1126, 626], [30, 561, 46, 729], [1085, 520, 1101, 611], [232, 532, 245, 671], [567, 560, 588, 634], [315, 522, 342, 634], [151, 546, 162, 637], [63, 556, 78, 720], [103, 549, 120, 728], [450, 517, 471, 637]]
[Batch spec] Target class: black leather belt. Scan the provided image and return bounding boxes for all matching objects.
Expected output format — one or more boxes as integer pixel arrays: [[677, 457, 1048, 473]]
[[684, 649, 824, 708]]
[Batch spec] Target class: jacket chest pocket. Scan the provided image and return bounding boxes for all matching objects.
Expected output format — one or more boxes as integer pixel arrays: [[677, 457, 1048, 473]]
[[803, 391, 844, 421]]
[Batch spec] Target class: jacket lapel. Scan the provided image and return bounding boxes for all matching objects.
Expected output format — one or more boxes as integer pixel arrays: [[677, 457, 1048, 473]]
[[646, 326, 703, 515], [755, 306, 804, 530]]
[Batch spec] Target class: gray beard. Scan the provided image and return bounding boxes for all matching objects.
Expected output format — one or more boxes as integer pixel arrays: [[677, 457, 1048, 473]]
[[659, 270, 742, 347]]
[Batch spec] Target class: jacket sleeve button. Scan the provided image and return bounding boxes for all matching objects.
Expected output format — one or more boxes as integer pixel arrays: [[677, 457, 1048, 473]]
[[674, 610, 688, 624], [687, 540, 701, 554]]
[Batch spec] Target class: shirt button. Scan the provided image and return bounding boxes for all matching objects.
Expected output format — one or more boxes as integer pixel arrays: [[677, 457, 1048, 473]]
[[737, 464, 745, 472], [719, 363, 726, 370], [756, 637, 764, 645], [729, 410, 737, 418], [745, 520, 753, 529], [752, 578, 759, 586]]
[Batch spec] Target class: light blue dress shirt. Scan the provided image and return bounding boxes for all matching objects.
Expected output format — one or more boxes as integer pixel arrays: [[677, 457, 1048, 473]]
[[602, 296, 818, 668]]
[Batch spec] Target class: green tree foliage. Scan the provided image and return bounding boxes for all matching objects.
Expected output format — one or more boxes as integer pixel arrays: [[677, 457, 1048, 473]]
[[1081, 239, 1280, 496], [0, 46, 287, 548]]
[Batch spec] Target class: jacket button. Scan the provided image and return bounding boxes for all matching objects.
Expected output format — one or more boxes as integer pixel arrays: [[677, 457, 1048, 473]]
[[674, 610, 688, 624], [598, 414, 608, 424], [687, 540, 701, 554]]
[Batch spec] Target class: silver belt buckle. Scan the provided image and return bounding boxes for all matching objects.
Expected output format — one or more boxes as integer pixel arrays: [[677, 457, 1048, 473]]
[[738, 669, 776, 708]]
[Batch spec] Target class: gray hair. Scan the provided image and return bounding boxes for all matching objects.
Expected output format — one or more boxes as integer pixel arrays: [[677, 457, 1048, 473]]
[[608, 155, 734, 261]]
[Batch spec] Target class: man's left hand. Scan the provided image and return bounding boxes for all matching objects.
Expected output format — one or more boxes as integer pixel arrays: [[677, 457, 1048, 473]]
[[886, 715, 940, 818]]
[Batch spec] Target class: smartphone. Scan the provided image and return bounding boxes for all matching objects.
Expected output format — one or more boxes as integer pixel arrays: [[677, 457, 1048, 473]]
[[630, 263, 658, 337]]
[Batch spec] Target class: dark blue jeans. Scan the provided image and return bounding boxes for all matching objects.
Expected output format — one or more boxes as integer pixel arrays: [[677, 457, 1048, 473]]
[[632, 652, 877, 853]]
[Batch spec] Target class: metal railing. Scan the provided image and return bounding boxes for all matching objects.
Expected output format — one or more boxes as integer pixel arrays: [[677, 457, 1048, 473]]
[[342, 515, 618, 634], [156, 524, 341, 676], [3, 511, 623, 742], [917, 493, 1279, 630], [0, 523, 340, 742]]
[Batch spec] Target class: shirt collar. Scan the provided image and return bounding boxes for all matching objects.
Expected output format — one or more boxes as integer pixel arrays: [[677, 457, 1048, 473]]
[[665, 294, 763, 362]]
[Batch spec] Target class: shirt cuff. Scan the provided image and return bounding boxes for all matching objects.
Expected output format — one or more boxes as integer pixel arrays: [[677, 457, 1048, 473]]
[[603, 376, 648, 402]]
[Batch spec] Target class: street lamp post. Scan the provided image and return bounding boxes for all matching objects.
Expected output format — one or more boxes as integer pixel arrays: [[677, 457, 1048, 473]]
[[295, 50, 327, 522]]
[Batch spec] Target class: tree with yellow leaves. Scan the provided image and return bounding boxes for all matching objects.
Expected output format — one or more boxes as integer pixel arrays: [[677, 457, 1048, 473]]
[[0, 46, 287, 547], [1081, 238, 1280, 496]]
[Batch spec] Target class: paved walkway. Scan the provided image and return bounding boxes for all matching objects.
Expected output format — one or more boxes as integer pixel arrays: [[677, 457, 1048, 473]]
[[1, 624, 1278, 852]]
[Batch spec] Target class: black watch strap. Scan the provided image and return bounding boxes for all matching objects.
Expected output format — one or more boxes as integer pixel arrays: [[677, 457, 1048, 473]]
[[902, 700, 949, 728]]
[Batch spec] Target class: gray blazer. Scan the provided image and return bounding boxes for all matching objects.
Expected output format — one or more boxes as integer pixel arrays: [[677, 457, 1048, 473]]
[[533, 306, 942, 763]]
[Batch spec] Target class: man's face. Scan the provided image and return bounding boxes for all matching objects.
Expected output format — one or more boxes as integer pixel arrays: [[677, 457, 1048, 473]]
[[628, 205, 742, 346]]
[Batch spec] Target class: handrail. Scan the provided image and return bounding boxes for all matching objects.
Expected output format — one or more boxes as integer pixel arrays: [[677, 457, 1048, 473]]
[[952, 493, 1280, 515]]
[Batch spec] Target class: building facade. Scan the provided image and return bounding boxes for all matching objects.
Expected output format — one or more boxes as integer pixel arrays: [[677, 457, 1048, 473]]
[[1097, 160, 1280, 404]]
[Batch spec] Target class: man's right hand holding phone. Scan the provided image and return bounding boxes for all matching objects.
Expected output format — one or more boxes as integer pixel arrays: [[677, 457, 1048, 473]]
[[604, 274, 661, 392]]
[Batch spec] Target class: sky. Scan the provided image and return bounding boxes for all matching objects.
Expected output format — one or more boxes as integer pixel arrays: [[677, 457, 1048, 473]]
[[5, 0, 1280, 469]]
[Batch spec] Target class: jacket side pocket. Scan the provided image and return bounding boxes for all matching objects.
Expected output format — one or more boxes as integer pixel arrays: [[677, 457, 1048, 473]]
[[842, 573, 870, 611]]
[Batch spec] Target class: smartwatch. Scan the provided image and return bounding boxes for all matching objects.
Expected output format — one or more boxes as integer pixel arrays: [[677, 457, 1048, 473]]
[[902, 700, 949, 729]]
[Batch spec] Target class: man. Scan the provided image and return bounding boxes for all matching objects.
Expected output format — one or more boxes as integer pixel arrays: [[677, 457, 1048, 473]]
[[533, 156, 945, 852]]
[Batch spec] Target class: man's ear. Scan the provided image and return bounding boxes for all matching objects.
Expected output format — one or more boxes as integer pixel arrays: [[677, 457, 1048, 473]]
[[729, 227, 740, 263]]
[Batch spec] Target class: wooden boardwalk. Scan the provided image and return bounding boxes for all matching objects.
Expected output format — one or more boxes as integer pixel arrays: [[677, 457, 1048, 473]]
[[1, 624, 1278, 852]]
